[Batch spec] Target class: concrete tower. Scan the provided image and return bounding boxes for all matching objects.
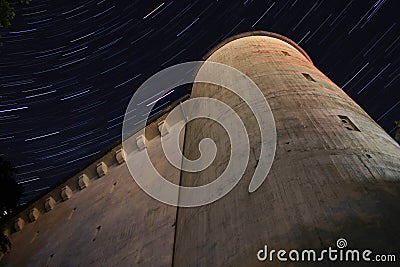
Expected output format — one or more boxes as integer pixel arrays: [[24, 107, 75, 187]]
[[173, 32, 400, 266], [1, 32, 400, 267]]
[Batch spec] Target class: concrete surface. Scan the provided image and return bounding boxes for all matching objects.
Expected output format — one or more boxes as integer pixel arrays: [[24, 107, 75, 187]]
[[173, 33, 400, 267], [1, 32, 400, 267]]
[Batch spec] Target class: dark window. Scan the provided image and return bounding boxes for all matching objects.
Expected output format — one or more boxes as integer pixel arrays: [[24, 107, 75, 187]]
[[302, 73, 316, 82], [338, 115, 360, 132]]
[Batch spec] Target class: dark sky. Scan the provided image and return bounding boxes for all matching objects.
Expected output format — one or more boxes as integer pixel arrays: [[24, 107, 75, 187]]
[[0, 0, 399, 204]]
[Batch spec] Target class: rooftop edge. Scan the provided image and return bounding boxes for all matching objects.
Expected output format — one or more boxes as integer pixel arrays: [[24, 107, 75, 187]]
[[202, 31, 313, 65]]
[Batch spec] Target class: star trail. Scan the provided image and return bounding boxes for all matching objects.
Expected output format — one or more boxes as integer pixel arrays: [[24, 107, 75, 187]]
[[0, 0, 399, 204]]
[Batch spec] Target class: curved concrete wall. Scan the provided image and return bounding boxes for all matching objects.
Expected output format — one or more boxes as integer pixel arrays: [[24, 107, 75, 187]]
[[1, 33, 400, 267], [173, 34, 400, 266]]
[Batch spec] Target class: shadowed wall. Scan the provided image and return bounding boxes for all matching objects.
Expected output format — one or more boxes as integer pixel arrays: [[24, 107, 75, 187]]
[[0, 120, 183, 267]]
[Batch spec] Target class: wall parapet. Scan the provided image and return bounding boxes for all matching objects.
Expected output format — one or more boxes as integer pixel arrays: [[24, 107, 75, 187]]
[[0, 94, 190, 239]]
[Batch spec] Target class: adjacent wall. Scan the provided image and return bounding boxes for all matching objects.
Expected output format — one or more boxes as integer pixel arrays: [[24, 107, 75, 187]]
[[0, 115, 182, 267]]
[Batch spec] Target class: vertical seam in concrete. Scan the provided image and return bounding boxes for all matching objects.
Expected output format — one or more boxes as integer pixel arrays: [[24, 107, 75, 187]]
[[356, 154, 376, 179], [171, 102, 188, 267]]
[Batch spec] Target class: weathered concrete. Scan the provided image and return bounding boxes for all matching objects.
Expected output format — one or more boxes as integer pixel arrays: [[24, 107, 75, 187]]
[[1, 32, 400, 267], [78, 174, 90, 190], [115, 149, 126, 165], [173, 32, 400, 266]]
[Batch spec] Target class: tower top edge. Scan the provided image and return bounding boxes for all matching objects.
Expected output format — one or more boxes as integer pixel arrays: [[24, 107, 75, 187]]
[[202, 31, 313, 65]]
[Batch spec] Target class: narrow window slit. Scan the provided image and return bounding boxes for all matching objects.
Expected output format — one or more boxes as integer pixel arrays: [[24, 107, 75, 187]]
[[302, 73, 316, 82], [338, 115, 361, 132]]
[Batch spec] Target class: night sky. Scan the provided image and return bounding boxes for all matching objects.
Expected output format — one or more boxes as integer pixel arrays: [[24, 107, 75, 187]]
[[0, 0, 399, 205]]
